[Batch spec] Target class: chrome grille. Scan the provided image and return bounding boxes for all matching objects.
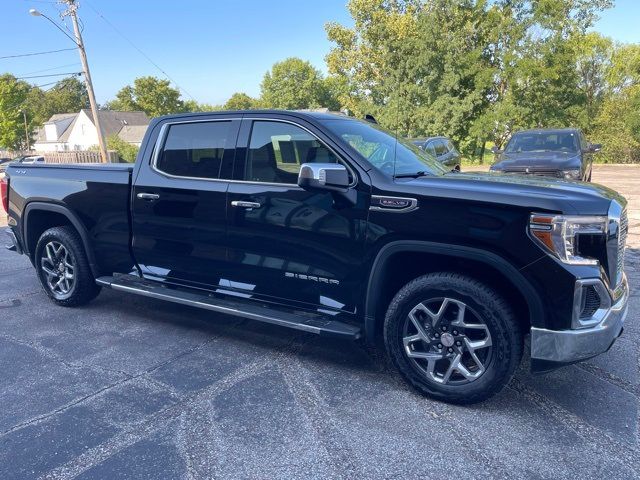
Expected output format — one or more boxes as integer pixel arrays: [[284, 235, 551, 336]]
[[503, 169, 561, 178], [607, 201, 627, 287], [617, 209, 628, 284]]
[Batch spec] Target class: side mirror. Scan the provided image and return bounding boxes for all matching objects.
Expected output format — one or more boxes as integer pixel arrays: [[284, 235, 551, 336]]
[[589, 143, 602, 153], [491, 146, 503, 154], [298, 163, 350, 192]]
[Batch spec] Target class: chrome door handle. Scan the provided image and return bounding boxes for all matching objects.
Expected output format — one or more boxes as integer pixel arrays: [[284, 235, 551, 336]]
[[231, 200, 261, 209], [137, 193, 160, 201]]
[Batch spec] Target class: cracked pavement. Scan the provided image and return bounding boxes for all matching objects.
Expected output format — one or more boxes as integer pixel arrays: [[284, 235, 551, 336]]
[[0, 165, 639, 479]]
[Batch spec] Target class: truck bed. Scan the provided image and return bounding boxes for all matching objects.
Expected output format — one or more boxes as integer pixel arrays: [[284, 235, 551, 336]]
[[6, 162, 135, 275]]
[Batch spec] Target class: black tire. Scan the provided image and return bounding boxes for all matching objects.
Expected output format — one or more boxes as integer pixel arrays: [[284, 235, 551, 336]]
[[384, 272, 523, 404], [34, 226, 101, 307]]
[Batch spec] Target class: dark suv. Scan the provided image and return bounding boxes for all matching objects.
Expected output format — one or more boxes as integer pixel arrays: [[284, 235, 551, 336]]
[[490, 128, 600, 181], [3, 111, 628, 404], [411, 136, 461, 171]]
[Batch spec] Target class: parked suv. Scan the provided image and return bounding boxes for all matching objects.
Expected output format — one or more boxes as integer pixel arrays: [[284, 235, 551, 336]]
[[411, 136, 461, 171], [3, 111, 628, 404], [490, 128, 599, 181]]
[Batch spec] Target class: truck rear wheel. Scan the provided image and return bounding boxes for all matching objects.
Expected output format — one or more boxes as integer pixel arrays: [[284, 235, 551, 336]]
[[384, 272, 523, 404], [35, 226, 101, 307]]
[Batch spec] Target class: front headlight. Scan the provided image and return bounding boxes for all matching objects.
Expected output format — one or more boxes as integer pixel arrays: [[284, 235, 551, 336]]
[[529, 214, 607, 265], [562, 169, 581, 180]]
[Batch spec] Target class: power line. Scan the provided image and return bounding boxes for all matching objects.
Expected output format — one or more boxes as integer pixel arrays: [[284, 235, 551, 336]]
[[34, 79, 69, 89], [16, 72, 82, 80], [17, 62, 81, 76], [83, 0, 196, 101], [0, 47, 76, 60]]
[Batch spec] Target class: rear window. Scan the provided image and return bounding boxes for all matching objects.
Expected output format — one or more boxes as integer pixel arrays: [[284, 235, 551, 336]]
[[156, 121, 234, 179], [505, 132, 579, 153]]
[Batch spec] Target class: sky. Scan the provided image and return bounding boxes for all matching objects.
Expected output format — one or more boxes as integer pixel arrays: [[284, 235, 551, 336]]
[[1, 0, 639, 106]]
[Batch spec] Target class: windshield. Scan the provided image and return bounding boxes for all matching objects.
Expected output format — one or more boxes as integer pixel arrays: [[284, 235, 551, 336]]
[[505, 131, 579, 154], [321, 119, 448, 177]]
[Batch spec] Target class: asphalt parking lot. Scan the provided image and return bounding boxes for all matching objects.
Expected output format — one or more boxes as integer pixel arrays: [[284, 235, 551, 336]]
[[1, 165, 639, 479]]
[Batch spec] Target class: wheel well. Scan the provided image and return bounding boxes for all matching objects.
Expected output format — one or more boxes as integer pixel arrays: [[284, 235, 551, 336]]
[[25, 210, 73, 259], [369, 250, 531, 338]]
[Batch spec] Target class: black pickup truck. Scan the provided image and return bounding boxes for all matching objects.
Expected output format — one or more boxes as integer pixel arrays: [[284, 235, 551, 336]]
[[2, 110, 629, 404]]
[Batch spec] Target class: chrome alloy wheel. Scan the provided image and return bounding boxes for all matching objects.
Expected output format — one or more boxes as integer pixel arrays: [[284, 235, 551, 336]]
[[40, 241, 75, 298], [402, 297, 493, 385]]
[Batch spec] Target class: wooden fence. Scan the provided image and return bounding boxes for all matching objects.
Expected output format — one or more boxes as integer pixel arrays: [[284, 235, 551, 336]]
[[0, 150, 120, 163]]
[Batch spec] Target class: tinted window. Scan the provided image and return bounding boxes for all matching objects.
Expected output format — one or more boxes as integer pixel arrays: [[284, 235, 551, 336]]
[[446, 140, 456, 152], [157, 121, 233, 179], [245, 121, 338, 184], [434, 140, 448, 156], [579, 132, 588, 150], [425, 142, 437, 156], [505, 131, 579, 153], [321, 119, 447, 177]]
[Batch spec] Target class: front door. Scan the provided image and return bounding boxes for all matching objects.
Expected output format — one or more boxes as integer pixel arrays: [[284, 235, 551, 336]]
[[224, 117, 369, 314], [132, 117, 240, 289]]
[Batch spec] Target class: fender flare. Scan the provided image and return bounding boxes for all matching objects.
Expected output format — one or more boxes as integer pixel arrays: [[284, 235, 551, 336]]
[[363, 240, 545, 341], [23, 202, 99, 277]]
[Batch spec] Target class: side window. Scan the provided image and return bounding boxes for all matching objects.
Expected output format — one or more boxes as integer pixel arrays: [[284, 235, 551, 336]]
[[156, 121, 233, 179], [245, 121, 338, 183], [580, 133, 588, 151], [434, 139, 448, 157], [425, 142, 437, 156], [446, 139, 456, 152]]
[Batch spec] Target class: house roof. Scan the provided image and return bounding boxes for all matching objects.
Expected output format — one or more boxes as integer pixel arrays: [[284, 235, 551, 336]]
[[36, 109, 149, 143], [44, 113, 77, 124], [117, 124, 148, 143], [82, 109, 149, 136]]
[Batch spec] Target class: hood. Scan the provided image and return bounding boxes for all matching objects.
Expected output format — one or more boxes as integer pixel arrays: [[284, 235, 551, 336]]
[[491, 151, 581, 170], [394, 171, 625, 215]]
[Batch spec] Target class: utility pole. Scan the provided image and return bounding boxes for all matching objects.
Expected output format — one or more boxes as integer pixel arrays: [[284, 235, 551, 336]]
[[62, 0, 108, 163], [20, 110, 30, 151]]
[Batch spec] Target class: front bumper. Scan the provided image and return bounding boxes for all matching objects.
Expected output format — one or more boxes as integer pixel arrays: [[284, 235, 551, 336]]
[[530, 276, 628, 371]]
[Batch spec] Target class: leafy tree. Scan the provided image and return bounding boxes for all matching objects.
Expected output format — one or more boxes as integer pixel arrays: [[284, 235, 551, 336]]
[[260, 57, 337, 109], [107, 76, 185, 117], [571, 32, 613, 131], [183, 100, 222, 112], [0, 74, 31, 149], [224, 92, 260, 110], [105, 134, 139, 163], [592, 44, 640, 163], [25, 76, 89, 126]]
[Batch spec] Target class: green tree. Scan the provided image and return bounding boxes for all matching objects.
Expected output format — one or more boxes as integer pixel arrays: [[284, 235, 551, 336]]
[[592, 44, 640, 163], [0, 74, 31, 149], [224, 92, 260, 110], [24, 76, 89, 126], [105, 134, 139, 163], [107, 76, 185, 117], [325, 0, 615, 158], [260, 57, 337, 109]]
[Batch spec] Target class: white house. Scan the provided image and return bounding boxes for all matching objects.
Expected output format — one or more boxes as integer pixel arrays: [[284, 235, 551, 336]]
[[33, 109, 149, 152]]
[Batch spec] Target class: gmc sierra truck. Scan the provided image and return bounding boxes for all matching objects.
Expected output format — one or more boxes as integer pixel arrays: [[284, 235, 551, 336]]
[[2, 110, 629, 404]]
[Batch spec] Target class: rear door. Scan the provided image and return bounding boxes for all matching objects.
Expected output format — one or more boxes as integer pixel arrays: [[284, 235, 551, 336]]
[[131, 116, 240, 289], [224, 116, 369, 313]]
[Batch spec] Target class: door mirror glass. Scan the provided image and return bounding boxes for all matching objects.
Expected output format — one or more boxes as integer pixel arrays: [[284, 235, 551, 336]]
[[298, 163, 350, 192]]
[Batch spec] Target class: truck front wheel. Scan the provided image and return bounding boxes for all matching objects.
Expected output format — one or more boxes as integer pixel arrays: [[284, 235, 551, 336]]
[[34, 226, 101, 307], [384, 272, 523, 404]]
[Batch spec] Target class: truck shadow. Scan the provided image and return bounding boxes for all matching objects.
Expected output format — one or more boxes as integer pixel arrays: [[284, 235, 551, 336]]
[[91, 246, 638, 420]]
